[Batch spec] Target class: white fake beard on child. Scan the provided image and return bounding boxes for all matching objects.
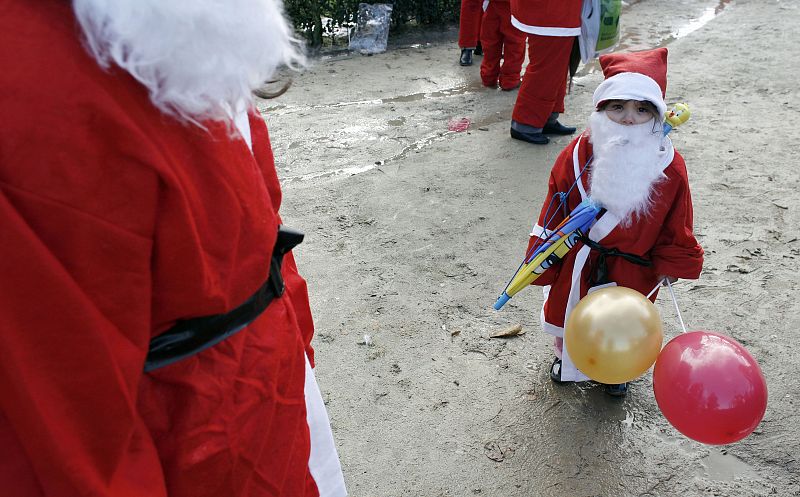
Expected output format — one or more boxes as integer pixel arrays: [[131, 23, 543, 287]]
[[73, 0, 305, 125], [587, 111, 668, 227]]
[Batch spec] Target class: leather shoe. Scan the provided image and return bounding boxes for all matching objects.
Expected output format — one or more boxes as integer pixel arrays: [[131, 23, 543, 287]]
[[459, 48, 473, 66], [474, 42, 483, 56], [511, 127, 549, 145], [542, 121, 577, 135]]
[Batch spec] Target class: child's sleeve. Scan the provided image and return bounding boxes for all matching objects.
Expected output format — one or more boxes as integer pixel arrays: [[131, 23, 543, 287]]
[[650, 172, 704, 279]]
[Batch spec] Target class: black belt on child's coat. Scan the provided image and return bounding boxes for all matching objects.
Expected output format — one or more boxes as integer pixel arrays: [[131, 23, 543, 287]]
[[578, 234, 651, 287], [144, 225, 305, 372]]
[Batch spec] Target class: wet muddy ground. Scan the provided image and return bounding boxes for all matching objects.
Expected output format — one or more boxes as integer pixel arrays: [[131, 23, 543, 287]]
[[261, 0, 800, 495]]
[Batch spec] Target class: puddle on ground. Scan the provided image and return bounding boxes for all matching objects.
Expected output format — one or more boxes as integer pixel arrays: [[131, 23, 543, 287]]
[[696, 450, 759, 481], [381, 82, 484, 104], [264, 81, 483, 116], [666, 0, 733, 43], [281, 130, 453, 184], [282, 164, 378, 184], [575, 0, 734, 78]]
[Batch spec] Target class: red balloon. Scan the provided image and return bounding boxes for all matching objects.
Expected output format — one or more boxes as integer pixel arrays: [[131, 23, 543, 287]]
[[653, 331, 767, 445]]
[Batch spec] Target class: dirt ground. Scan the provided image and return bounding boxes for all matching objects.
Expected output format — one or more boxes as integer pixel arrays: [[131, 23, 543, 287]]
[[259, 0, 800, 495]]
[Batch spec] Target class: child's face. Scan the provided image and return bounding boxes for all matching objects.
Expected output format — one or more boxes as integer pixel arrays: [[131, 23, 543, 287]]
[[604, 100, 656, 125]]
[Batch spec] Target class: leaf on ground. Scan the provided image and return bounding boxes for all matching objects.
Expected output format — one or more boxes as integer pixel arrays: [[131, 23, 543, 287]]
[[490, 324, 524, 338], [483, 441, 505, 462]]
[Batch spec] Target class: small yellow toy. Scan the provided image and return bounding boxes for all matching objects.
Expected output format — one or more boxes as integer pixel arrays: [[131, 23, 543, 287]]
[[663, 103, 690, 134]]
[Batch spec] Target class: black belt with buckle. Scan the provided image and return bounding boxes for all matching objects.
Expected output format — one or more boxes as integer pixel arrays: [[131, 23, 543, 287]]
[[144, 225, 305, 372], [578, 234, 651, 287]]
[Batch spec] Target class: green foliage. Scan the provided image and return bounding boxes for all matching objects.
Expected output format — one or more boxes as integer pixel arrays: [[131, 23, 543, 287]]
[[389, 0, 460, 27], [285, 0, 460, 47]]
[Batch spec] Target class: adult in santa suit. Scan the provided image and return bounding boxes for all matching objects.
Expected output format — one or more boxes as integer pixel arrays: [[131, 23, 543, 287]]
[[0, 1, 346, 496], [509, 0, 582, 145], [458, 0, 484, 66], [527, 48, 703, 392], [479, 0, 527, 91]]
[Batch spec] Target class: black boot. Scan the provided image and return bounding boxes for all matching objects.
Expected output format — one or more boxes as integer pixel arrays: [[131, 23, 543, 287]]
[[542, 121, 577, 135], [542, 113, 576, 135], [474, 41, 483, 56], [510, 120, 549, 144], [459, 48, 474, 66]]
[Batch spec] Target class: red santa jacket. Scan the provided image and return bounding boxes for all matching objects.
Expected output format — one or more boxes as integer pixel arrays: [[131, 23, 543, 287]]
[[529, 133, 703, 334], [0, 2, 319, 496], [511, 0, 583, 36]]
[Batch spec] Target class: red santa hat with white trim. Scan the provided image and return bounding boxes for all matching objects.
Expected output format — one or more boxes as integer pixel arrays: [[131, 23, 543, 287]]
[[592, 47, 668, 119]]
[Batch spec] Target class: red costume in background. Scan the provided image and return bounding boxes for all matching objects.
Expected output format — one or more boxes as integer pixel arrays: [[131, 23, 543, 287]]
[[459, 0, 484, 49], [528, 134, 703, 380], [0, 2, 343, 496], [480, 0, 526, 90], [510, 0, 582, 127]]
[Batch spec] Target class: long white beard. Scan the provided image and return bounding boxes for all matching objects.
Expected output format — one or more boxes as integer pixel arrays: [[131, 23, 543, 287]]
[[587, 111, 668, 227], [73, 0, 305, 124]]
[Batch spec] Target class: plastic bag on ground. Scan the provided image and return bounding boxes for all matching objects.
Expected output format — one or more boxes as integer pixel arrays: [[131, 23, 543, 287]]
[[349, 3, 393, 54]]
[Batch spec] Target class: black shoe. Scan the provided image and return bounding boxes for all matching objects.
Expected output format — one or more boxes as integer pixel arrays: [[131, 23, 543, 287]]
[[511, 127, 549, 145], [604, 383, 629, 397], [542, 121, 577, 135], [474, 42, 483, 56], [459, 48, 473, 66], [550, 358, 568, 384]]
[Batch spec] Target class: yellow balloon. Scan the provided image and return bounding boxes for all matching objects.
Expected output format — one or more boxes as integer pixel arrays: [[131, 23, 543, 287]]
[[565, 286, 663, 384]]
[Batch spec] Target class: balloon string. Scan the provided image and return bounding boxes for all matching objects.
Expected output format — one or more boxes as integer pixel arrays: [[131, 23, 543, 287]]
[[646, 280, 662, 299], [666, 279, 688, 334]]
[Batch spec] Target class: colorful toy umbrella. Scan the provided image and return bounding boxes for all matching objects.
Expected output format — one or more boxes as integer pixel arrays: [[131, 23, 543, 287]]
[[494, 200, 600, 310]]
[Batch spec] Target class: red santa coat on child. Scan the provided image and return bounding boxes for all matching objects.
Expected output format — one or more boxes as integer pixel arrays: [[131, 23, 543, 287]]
[[529, 133, 703, 381], [0, 1, 345, 496]]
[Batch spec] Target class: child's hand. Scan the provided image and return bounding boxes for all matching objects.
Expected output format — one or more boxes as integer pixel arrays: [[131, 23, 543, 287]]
[[660, 275, 678, 286]]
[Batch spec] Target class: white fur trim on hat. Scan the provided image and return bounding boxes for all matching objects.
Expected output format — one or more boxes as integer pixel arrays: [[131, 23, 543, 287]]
[[592, 72, 666, 118]]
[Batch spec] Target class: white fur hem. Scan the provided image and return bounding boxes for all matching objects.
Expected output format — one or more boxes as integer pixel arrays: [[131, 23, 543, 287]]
[[511, 16, 581, 36], [305, 356, 347, 497]]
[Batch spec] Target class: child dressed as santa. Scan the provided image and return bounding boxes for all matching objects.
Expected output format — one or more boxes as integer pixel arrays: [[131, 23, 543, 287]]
[[526, 48, 704, 397]]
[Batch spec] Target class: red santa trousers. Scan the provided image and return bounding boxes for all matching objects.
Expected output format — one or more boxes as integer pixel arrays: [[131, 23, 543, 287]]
[[511, 34, 573, 127], [480, 1, 526, 89], [459, 0, 483, 48]]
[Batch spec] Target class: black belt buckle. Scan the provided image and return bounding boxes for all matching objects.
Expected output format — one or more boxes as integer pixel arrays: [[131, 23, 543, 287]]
[[268, 225, 304, 296]]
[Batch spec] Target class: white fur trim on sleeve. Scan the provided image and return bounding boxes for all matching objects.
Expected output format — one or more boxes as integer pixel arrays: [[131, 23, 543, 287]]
[[530, 224, 549, 238]]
